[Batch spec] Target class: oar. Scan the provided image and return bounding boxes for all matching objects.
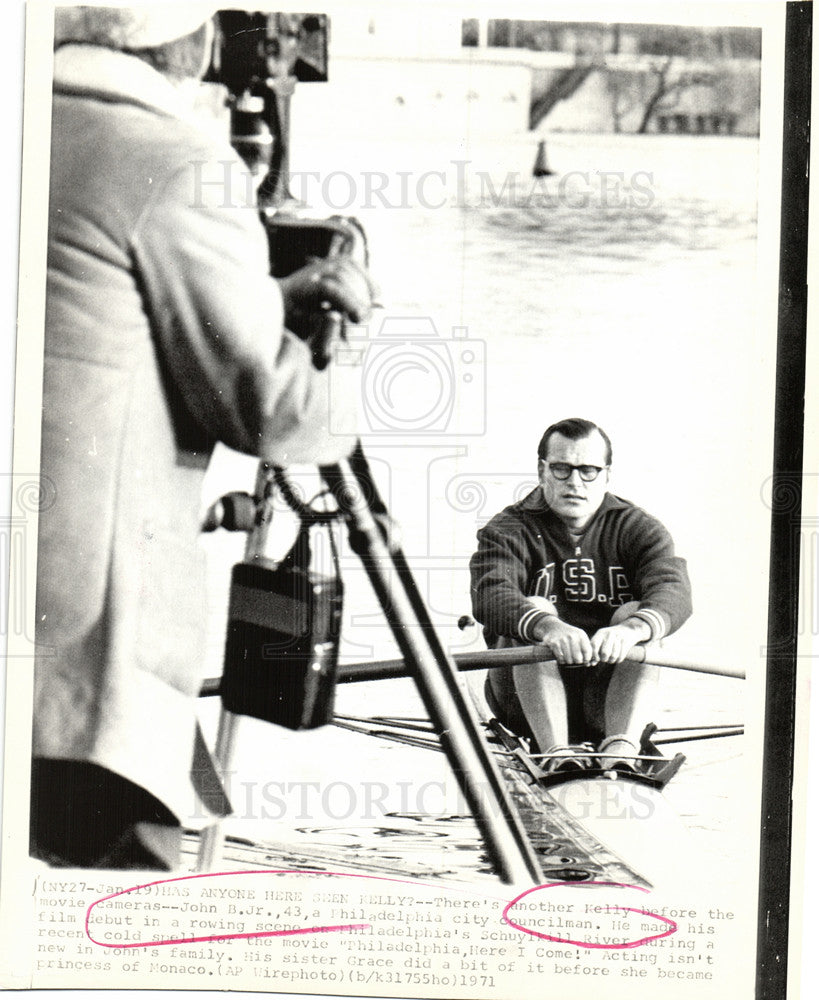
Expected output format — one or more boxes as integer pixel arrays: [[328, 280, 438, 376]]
[[653, 723, 743, 732], [335, 713, 436, 734], [333, 645, 746, 683], [332, 720, 443, 752], [198, 645, 743, 697], [651, 728, 744, 745]]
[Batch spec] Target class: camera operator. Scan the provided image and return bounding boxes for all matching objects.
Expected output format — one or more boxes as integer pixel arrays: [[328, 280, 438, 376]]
[[31, 6, 375, 869]]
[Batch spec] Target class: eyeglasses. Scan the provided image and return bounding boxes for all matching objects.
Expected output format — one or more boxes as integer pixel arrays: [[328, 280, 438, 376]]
[[548, 463, 608, 482]]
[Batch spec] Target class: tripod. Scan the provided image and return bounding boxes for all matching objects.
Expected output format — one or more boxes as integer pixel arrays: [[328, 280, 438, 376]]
[[197, 442, 541, 884]]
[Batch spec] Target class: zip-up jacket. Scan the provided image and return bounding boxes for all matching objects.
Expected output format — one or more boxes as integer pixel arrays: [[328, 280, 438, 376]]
[[470, 488, 692, 646]]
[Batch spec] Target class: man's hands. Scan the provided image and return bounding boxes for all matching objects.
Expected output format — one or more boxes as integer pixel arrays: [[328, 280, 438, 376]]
[[279, 257, 377, 333], [278, 256, 378, 369], [589, 619, 650, 663], [536, 618, 595, 666], [536, 616, 650, 666]]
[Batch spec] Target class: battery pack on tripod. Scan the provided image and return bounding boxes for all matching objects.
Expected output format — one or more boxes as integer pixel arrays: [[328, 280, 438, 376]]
[[220, 524, 343, 730]]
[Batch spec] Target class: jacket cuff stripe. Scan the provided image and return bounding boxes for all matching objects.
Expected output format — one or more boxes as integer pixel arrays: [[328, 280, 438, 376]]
[[518, 608, 553, 643], [633, 608, 668, 641]]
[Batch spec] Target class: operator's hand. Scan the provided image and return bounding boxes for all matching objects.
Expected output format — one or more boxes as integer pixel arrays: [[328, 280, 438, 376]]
[[279, 256, 378, 333], [537, 618, 596, 667], [590, 619, 649, 664]]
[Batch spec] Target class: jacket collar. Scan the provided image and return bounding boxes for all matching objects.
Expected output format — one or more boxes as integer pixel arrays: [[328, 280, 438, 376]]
[[519, 486, 628, 521], [53, 44, 199, 121]]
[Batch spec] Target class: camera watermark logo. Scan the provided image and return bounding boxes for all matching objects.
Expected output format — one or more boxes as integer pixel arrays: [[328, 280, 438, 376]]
[[425, 467, 538, 568], [443, 472, 538, 527], [1, 474, 56, 655], [330, 316, 485, 437]]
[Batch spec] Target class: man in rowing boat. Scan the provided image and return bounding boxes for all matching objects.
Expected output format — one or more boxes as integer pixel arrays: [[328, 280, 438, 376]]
[[469, 417, 692, 773]]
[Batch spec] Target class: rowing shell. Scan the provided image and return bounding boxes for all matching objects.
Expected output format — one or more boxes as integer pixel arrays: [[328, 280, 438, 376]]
[[328, 711, 696, 891]]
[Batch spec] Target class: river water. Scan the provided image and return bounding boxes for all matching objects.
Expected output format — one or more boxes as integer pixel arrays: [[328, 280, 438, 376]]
[[193, 130, 765, 893]]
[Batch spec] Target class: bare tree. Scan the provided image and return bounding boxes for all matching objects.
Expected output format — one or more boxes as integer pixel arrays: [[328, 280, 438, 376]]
[[635, 57, 720, 133], [604, 69, 640, 134], [525, 23, 732, 134]]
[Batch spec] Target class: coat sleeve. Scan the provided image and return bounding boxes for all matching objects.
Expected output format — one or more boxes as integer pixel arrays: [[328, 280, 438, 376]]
[[131, 152, 358, 466], [621, 510, 693, 640], [469, 515, 557, 645]]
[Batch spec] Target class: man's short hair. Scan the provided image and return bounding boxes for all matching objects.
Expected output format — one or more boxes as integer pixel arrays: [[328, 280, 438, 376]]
[[537, 418, 613, 466]]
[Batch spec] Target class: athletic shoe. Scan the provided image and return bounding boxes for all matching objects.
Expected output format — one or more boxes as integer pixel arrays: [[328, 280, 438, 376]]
[[539, 744, 594, 774], [596, 735, 640, 773]]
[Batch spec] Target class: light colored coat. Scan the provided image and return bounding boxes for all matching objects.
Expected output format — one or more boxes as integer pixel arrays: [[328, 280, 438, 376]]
[[34, 45, 355, 819]]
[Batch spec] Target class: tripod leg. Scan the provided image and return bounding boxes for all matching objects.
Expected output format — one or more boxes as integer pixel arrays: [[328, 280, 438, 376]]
[[197, 464, 276, 872], [321, 457, 541, 885], [196, 710, 240, 871]]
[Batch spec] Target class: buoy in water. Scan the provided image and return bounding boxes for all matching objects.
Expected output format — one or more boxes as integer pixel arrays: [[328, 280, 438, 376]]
[[532, 139, 554, 177]]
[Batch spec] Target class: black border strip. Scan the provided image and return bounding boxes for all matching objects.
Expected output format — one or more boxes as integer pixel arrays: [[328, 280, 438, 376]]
[[757, 3, 812, 997]]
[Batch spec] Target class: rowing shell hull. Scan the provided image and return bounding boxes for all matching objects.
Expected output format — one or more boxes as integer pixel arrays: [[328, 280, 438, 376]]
[[482, 715, 692, 890], [537, 776, 693, 891]]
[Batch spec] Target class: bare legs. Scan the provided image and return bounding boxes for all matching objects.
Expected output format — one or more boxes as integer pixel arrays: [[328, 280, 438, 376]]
[[604, 659, 659, 746], [512, 661, 569, 753], [514, 658, 659, 761], [489, 601, 660, 768]]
